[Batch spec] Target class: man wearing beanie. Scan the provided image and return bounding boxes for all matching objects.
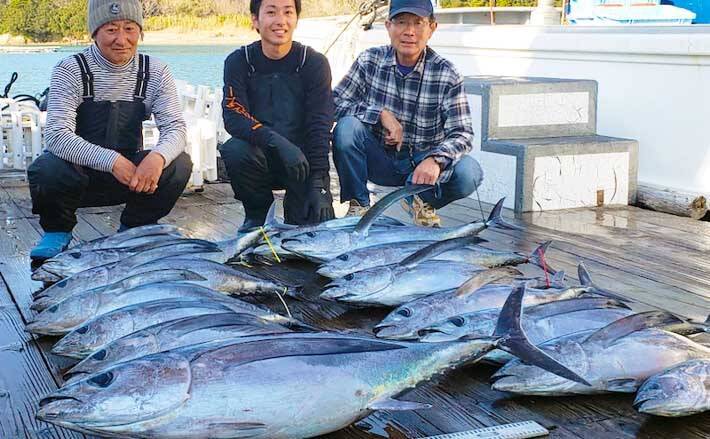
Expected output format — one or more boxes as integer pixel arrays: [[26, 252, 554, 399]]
[[220, 0, 335, 231], [27, 0, 191, 263]]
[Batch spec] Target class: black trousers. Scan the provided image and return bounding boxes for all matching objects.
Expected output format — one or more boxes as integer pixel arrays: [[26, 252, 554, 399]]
[[219, 138, 325, 226], [27, 151, 192, 232]]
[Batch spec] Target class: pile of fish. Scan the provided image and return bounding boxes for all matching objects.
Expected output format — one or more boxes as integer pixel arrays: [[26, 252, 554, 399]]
[[30, 185, 709, 439]]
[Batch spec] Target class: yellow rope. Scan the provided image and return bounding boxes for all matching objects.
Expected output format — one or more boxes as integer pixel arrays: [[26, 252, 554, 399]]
[[260, 227, 282, 264]]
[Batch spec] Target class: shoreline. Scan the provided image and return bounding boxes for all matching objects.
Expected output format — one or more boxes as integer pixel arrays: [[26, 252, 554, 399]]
[[0, 28, 257, 48]]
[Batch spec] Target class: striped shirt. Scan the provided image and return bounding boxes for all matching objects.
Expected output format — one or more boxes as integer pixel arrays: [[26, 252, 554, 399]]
[[44, 45, 186, 173], [333, 45, 474, 182]]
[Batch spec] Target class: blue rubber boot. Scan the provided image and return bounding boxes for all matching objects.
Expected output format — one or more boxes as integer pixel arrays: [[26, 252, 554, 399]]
[[30, 232, 72, 261]]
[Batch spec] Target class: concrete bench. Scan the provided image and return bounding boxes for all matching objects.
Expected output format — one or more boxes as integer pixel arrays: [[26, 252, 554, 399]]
[[465, 75, 638, 213]]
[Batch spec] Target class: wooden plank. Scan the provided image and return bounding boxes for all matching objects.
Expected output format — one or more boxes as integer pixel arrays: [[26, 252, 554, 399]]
[[0, 273, 83, 439]]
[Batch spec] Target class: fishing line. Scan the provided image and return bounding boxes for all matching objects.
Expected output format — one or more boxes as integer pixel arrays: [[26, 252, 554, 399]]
[[474, 187, 486, 222], [260, 227, 282, 264], [274, 287, 292, 319]]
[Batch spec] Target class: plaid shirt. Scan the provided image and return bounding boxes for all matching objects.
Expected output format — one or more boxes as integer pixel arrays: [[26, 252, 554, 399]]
[[333, 45, 474, 182]]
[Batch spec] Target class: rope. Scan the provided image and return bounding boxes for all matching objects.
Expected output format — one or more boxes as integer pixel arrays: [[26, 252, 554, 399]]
[[259, 227, 281, 264], [324, 0, 388, 55], [537, 246, 551, 288], [474, 186, 486, 222]]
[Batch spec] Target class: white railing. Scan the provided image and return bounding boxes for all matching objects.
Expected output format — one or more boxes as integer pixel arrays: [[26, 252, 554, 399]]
[[0, 81, 227, 191]]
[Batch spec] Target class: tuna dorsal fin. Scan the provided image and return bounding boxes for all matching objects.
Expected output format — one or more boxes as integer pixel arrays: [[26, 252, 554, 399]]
[[527, 297, 630, 320], [368, 398, 432, 411], [399, 236, 485, 269], [584, 311, 686, 347], [454, 266, 523, 298], [492, 283, 591, 386], [354, 185, 431, 236]]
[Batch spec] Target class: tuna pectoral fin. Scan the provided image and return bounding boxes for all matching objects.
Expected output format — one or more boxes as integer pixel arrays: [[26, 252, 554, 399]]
[[606, 378, 641, 393], [203, 422, 267, 438], [455, 267, 523, 298], [584, 311, 686, 348], [492, 283, 591, 387], [368, 398, 432, 411], [400, 236, 487, 270]]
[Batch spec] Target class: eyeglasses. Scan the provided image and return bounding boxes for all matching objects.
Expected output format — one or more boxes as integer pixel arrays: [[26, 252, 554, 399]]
[[390, 18, 431, 31]]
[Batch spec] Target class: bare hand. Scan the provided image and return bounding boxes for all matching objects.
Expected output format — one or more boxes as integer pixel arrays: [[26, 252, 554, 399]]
[[380, 109, 403, 151], [412, 157, 441, 185], [111, 155, 137, 186], [130, 152, 165, 194]]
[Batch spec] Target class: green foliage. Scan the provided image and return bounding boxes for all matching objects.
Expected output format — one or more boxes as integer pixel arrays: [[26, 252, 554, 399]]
[[0, 0, 87, 41], [144, 14, 252, 32]]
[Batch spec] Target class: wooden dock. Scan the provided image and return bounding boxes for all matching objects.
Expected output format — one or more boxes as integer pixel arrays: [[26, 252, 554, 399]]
[[1, 176, 709, 439]]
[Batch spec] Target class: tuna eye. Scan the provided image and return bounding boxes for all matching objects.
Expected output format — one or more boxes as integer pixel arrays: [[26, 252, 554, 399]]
[[344, 274, 354, 281], [337, 254, 349, 261], [76, 326, 89, 334], [449, 317, 465, 327], [92, 350, 107, 361], [397, 308, 412, 317], [89, 372, 114, 388], [48, 305, 58, 313], [56, 280, 67, 289], [70, 252, 81, 259], [307, 232, 316, 238]]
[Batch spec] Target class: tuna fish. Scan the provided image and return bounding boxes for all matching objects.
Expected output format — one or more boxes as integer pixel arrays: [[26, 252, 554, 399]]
[[634, 359, 710, 417], [37, 284, 589, 438], [373, 270, 571, 340], [66, 224, 182, 252], [64, 312, 295, 384], [32, 240, 222, 283], [491, 311, 710, 396], [320, 237, 526, 307], [316, 240, 551, 279], [281, 185, 515, 262], [51, 297, 307, 359], [32, 258, 293, 312], [27, 281, 293, 336]]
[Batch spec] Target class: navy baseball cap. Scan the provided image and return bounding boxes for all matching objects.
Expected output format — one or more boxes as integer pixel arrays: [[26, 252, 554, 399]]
[[389, 0, 434, 19]]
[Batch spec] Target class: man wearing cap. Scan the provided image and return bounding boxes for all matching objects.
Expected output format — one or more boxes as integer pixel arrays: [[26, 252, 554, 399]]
[[27, 0, 191, 263], [333, 0, 482, 227], [219, 0, 335, 231]]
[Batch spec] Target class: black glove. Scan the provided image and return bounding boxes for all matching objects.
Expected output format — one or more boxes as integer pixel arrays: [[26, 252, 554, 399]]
[[266, 131, 309, 183], [304, 175, 335, 224]]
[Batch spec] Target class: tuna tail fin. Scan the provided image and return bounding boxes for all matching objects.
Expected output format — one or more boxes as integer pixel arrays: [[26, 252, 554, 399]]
[[262, 201, 296, 233], [577, 262, 631, 302], [492, 283, 591, 386], [485, 198, 521, 230], [355, 184, 431, 236], [527, 241, 559, 275]]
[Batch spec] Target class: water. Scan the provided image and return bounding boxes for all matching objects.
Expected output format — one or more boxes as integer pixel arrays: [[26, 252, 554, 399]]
[[0, 44, 238, 98]]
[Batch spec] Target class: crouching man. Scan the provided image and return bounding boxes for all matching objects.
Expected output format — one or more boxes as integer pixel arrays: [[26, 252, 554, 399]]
[[27, 0, 191, 263], [219, 0, 335, 232], [332, 0, 483, 227]]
